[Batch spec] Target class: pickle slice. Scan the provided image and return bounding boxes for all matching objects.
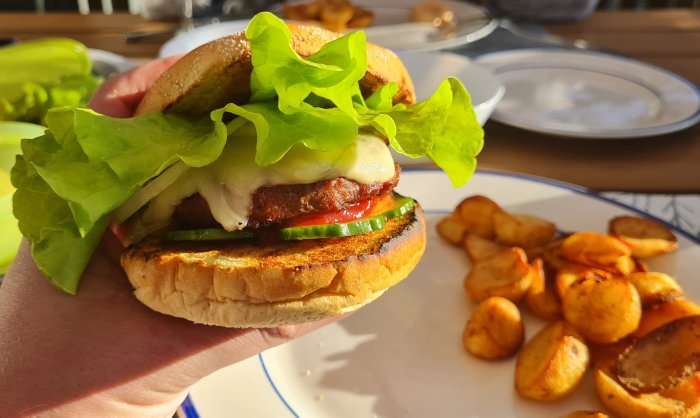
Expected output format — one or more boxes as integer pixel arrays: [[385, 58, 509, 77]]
[[163, 228, 253, 241]]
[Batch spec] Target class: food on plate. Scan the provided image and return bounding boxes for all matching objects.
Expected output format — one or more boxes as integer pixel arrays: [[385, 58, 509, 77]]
[[616, 315, 700, 393], [554, 264, 608, 300], [514, 321, 589, 401], [0, 38, 101, 123], [595, 364, 700, 418], [633, 299, 700, 339], [11, 13, 484, 327], [492, 211, 556, 249], [562, 274, 641, 344], [524, 258, 562, 321], [282, 0, 374, 32], [627, 271, 684, 309], [560, 412, 609, 418], [463, 232, 505, 263], [559, 231, 635, 276], [463, 296, 524, 360], [436, 214, 470, 245], [608, 215, 678, 259], [454, 194, 501, 239], [464, 247, 535, 302]]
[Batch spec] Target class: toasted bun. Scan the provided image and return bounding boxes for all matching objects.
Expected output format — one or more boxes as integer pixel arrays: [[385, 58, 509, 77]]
[[121, 207, 426, 327], [135, 23, 415, 117]]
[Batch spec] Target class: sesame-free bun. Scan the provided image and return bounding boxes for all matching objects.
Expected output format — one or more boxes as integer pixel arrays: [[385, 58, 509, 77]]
[[135, 23, 415, 117], [122, 208, 426, 327]]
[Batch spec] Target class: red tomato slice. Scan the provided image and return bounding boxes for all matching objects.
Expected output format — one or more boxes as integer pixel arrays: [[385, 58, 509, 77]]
[[285, 193, 395, 228]]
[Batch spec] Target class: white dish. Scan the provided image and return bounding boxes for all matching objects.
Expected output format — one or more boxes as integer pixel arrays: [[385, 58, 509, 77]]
[[88, 49, 138, 76], [474, 48, 700, 139], [159, 1, 496, 57], [183, 168, 700, 418]]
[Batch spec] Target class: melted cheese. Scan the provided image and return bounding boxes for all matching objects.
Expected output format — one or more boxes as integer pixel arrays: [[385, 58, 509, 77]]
[[137, 133, 395, 233]]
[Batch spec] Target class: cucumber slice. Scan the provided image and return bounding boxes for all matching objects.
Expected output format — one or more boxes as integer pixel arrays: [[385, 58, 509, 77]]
[[280, 215, 385, 240], [384, 194, 415, 220], [163, 228, 253, 241]]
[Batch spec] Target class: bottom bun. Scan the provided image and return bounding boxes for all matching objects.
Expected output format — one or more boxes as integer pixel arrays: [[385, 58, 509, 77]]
[[121, 206, 426, 327]]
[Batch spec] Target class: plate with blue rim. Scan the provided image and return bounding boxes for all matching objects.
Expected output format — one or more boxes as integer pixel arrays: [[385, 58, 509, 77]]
[[179, 168, 700, 418]]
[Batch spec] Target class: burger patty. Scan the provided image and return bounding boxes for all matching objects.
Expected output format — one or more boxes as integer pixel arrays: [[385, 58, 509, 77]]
[[174, 164, 400, 228]]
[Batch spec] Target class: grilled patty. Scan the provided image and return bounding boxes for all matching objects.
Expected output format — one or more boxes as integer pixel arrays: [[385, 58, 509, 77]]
[[174, 164, 400, 228]]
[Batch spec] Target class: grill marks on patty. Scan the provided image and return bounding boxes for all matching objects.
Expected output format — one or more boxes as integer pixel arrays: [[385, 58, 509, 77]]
[[174, 164, 400, 229]]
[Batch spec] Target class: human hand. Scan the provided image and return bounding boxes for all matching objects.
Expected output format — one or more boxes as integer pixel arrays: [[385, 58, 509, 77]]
[[0, 58, 342, 417]]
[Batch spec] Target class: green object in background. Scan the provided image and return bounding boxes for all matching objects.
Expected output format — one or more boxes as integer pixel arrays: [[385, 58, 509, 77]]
[[0, 38, 102, 124], [0, 121, 46, 274]]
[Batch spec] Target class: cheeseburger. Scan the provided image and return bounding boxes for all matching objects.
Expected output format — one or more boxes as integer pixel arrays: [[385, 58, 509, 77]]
[[12, 13, 484, 327]]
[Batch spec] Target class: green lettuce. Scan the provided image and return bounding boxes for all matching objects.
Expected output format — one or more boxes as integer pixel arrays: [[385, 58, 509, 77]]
[[12, 12, 483, 294], [0, 38, 102, 123]]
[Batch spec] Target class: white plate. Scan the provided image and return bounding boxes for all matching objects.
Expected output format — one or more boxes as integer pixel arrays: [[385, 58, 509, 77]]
[[183, 168, 700, 418], [474, 48, 700, 139], [88, 49, 138, 76], [159, 1, 497, 57]]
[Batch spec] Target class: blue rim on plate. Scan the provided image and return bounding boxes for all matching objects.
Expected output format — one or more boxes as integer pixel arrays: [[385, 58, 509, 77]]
[[179, 168, 700, 418]]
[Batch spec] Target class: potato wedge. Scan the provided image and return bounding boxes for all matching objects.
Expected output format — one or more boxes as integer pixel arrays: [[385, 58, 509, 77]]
[[453, 195, 501, 239], [515, 321, 589, 401], [633, 299, 700, 339], [560, 412, 609, 418], [609, 215, 678, 259], [588, 338, 634, 371], [463, 297, 524, 360], [616, 315, 700, 393], [464, 247, 533, 302], [554, 264, 609, 301], [562, 275, 641, 344], [560, 232, 635, 275], [436, 215, 469, 246], [462, 233, 505, 263], [492, 211, 557, 249], [628, 272, 684, 309], [595, 367, 700, 418], [525, 258, 562, 321]]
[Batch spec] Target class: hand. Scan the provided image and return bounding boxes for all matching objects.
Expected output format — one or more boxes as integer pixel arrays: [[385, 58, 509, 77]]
[[0, 58, 341, 417]]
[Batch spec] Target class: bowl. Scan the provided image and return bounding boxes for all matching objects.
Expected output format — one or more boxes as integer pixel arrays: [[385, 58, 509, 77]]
[[0, 121, 46, 274]]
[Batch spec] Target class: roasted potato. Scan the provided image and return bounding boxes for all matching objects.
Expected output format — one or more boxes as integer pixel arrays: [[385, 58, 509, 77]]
[[609, 215, 678, 259], [436, 215, 469, 246], [525, 258, 562, 321], [464, 247, 533, 302], [492, 211, 557, 249], [515, 321, 589, 401], [462, 233, 505, 263], [453, 195, 501, 239], [560, 231, 635, 276], [617, 315, 700, 393], [554, 264, 609, 301], [627, 271, 684, 309], [463, 297, 524, 360], [595, 366, 700, 418], [562, 274, 641, 344], [633, 299, 700, 339]]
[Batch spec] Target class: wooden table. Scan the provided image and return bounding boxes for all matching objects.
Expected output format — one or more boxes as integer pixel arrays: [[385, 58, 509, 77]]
[[1, 9, 699, 193]]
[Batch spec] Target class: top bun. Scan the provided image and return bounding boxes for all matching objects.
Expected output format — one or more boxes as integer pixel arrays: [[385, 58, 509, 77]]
[[135, 23, 415, 117]]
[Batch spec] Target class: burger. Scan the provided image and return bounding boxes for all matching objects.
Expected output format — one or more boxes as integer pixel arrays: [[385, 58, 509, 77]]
[[11, 13, 484, 327]]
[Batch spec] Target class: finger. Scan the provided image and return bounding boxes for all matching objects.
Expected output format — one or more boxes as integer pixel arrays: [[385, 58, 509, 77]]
[[88, 55, 183, 118]]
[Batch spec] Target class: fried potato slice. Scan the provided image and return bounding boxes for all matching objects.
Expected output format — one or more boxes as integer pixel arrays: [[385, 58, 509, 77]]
[[554, 264, 609, 300], [462, 233, 505, 263], [633, 299, 700, 339], [560, 412, 609, 418], [525, 258, 562, 321], [464, 247, 533, 303], [595, 366, 700, 418], [560, 231, 635, 275], [463, 297, 524, 360], [493, 211, 557, 249], [616, 315, 700, 393], [453, 195, 502, 239], [282, 1, 322, 20], [515, 321, 589, 401], [609, 215, 678, 259], [436, 215, 469, 246], [628, 271, 684, 309], [562, 274, 641, 344], [346, 6, 373, 28]]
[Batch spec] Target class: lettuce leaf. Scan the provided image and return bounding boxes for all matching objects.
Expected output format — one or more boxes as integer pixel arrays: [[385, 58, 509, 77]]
[[12, 12, 483, 293]]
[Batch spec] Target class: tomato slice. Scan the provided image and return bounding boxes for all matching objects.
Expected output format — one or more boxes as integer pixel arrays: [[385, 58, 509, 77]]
[[284, 193, 395, 228]]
